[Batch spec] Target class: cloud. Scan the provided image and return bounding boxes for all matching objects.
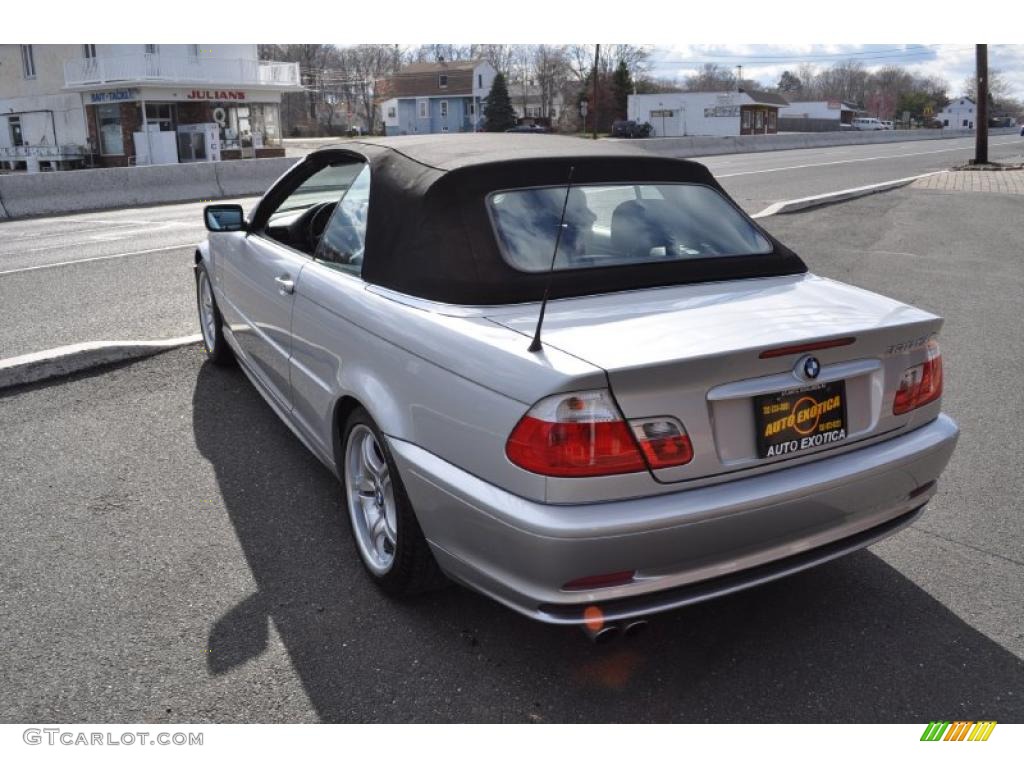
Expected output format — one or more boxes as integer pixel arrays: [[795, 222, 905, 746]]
[[647, 44, 1024, 100]]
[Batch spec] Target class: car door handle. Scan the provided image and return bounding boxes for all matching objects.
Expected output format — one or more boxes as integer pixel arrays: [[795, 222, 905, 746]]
[[274, 275, 295, 294]]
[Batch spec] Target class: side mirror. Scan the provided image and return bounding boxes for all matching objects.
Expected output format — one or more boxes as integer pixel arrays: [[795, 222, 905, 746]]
[[204, 204, 247, 233]]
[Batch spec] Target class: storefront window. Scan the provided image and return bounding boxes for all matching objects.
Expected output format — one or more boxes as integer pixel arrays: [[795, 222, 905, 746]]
[[226, 105, 252, 149], [145, 103, 176, 132], [249, 104, 281, 147], [213, 103, 281, 150], [97, 104, 124, 155]]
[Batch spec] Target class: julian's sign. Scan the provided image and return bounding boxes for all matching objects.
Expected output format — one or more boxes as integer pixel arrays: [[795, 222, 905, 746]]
[[186, 89, 246, 101]]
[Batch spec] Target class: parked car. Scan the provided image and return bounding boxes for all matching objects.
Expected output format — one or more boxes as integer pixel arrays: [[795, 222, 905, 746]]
[[881, 121, 895, 130], [611, 120, 653, 138], [505, 124, 549, 133], [852, 117, 885, 131], [196, 135, 958, 637]]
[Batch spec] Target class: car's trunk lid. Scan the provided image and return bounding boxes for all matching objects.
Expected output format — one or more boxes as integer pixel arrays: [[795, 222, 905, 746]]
[[486, 273, 943, 483]]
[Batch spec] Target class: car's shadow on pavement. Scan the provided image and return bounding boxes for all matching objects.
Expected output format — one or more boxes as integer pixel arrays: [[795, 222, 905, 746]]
[[193, 361, 1024, 723]]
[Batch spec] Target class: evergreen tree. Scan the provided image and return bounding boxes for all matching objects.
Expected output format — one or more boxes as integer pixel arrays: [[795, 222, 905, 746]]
[[611, 60, 633, 119], [777, 70, 803, 94], [483, 73, 517, 132]]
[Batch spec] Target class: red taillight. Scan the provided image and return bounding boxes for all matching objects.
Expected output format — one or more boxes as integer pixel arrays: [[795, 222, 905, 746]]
[[506, 415, 646, 477], [629, 418, 694, 469], [506, 390, 693, 477], [893, 339, 943, 415]]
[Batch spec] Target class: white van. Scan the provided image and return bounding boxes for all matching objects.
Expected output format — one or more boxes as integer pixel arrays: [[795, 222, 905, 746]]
[[852, 117, 885, 131]]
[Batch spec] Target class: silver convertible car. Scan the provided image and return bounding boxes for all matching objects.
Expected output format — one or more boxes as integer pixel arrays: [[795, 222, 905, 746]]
[[195, 135, 958, 636]]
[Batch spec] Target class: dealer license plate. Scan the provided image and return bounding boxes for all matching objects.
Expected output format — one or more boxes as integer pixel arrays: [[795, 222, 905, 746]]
[[754, 380, 848, 459]]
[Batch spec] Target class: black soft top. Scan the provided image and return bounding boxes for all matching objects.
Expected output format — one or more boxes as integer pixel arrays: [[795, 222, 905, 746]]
[[304, 134, 806, 305]]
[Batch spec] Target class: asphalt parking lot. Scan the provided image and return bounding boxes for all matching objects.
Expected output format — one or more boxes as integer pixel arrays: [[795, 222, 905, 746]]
[[1, 185, 1022, 722]]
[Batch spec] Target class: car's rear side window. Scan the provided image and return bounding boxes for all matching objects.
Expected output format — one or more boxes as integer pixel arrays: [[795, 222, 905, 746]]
[[487, 183, 772, 273]]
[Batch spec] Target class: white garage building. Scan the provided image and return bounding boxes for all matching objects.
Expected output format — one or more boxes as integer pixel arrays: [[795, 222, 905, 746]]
[[936, 97, 976, 130], [627, 90, 788, 137]]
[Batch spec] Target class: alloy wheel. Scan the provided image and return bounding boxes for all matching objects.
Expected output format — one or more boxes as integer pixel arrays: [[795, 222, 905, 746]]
[[344, 424, 398, 574]]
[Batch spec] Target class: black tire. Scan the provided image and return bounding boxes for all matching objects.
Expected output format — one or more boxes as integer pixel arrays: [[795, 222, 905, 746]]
[[195, 262, 233, 366], [342, 407, 447, 596]]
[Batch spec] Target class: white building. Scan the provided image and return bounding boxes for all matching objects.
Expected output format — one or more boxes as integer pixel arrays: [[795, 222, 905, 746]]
[[1, 44, 303, 170], [627, 90, 788, 137], [936, 97, 976, 130], [778, 100, 863, 131], [508, 83, 565, 127]]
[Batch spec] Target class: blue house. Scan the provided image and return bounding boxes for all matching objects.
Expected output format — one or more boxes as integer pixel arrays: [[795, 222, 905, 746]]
[[379, 59, 497, 135]]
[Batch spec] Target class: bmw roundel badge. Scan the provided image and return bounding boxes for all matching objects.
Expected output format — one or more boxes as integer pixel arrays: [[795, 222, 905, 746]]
[[802, 356, 821, 380]]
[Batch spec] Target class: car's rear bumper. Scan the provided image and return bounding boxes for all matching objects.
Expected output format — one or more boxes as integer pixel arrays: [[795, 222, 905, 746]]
[[390, 413, 959, 625]]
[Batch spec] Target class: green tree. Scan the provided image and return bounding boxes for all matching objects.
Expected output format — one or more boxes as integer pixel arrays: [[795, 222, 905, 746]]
[[483, 73, 517, 132], [895, 91, 932, 122], [611, 59, 633, 119], [777, 70, 802, 93]]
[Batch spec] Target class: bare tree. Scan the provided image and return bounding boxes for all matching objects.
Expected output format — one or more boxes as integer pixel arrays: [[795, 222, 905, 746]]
[[469, 44, 520, 76], [963, 67, 1010, 102], [531, 45, 572, 119], [343, 44, 403, 134], [408, 44, 473, 64], [684, 63, 736, 92]]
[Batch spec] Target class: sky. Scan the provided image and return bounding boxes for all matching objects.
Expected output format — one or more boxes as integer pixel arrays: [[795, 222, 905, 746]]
[[646, 44, 1024, 101]]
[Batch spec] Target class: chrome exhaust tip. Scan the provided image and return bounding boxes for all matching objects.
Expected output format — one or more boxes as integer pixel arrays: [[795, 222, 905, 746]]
[[582, 623, 622, 644], [622, 619, 649, 638]]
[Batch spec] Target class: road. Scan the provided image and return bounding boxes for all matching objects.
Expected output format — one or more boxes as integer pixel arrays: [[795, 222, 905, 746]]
[[702, 133, 1024, 213], [0, 133, 1022, 359], [0, 198, 256, 360], [1, 186, 1021, 722]]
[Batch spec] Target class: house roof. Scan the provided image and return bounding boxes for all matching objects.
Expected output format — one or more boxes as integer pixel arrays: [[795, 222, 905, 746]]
[[741, 89, 789, 107], [386, 59, 490, 98]]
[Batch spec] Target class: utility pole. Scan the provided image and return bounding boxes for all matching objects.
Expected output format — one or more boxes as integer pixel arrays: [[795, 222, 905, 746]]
[[592, 44, 600, 140], [974, 44, 988, 164]]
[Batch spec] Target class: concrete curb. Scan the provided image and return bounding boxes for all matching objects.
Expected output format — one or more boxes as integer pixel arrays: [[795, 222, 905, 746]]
[[751, 171, 945, 218], [0, 334, 202, 390]]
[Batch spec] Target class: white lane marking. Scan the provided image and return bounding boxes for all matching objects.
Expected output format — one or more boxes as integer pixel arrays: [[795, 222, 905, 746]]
[[0, 244, 192, 277], [1, 220, 197, 249], [87, 222, 195, 242], [716, 138, 1023, 178], [750, 171, 944, 218], [6, 224, 198, 254], [1, 221, 156, 243]]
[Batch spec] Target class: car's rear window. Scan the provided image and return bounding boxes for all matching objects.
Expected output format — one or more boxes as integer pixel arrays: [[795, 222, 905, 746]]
[[487, 183, 772, 273]]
